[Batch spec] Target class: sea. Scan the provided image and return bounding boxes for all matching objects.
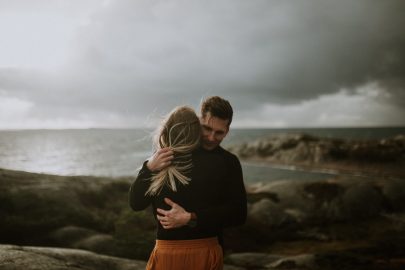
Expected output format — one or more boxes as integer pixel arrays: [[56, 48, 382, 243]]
[[0, 127, 404, 184]]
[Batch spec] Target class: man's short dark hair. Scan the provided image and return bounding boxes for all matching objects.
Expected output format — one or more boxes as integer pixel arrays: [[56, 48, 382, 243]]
[[201, 96, 233, 126]]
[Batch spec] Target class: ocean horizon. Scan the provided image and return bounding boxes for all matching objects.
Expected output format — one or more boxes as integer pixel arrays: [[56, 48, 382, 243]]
[[1, 127, 404, 183]]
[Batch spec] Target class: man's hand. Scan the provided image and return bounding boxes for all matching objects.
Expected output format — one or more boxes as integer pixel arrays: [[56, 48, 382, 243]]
[[146, 148, 174, 172], [156, 198, 191, 229]]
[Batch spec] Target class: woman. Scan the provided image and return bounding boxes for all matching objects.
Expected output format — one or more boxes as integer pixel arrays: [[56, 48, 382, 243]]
[[129, 106, 225, 270]]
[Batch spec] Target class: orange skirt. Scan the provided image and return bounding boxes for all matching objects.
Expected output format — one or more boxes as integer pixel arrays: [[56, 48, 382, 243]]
[[146, 237, 223, 270]]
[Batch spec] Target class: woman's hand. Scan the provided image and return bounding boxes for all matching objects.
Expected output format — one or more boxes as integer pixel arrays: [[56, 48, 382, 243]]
[[146, 148, 174, 171]]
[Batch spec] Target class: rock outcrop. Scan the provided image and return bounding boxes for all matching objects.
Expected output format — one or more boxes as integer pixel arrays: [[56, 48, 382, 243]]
[[0, 168, 155, 260], [1, 145, 405, 270], [0, 244, 146, 270], [226, 252, 316, 270], [247, 177, 405, 228], [227, 133, 405, 177], [0, 244, 244, 270], [225, 176, 405, 269], [49, 226, 116, 255]]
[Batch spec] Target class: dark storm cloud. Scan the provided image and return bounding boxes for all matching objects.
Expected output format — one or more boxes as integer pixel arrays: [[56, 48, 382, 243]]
[[0, 0, 404, 128], [77, 0, 405, 98]]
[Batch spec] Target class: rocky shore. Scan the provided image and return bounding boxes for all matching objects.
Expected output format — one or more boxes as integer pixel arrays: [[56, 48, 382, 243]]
[[0, 244, 147, 270], [1, 133, 404, 269], [227, 133, 405, 178]]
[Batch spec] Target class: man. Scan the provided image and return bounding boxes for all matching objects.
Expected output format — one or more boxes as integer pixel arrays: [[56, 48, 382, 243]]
[[129, 96, 247, 269], [145, 96, 247, 243]]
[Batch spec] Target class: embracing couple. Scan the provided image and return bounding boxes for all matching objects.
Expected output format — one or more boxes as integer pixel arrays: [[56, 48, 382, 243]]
[[129, 96, 247, 270]]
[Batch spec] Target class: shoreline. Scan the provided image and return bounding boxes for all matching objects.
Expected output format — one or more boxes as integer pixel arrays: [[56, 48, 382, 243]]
[[228, 132, 405, 180], [241, 159, 405, 180], [4, 151, 403, 182]]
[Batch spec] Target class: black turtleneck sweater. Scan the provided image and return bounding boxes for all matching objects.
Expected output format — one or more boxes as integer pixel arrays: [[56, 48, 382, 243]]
[[129, 146, 247, 244]]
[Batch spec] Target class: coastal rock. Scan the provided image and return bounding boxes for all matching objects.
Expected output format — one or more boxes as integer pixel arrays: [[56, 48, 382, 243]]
[[50, 226, 97, 246], [223, 266, 246, 270], [339, 183, 384, 220], [0, 244, 146, 270], [226, 252, 316, 269], [0, 244, 257, 270], [245, 176, 405, 236], [380, 179, 405, 211], [0, 168, 153, 260], [249, 199, 294, 228], [2, 167, 405, 269], [227, 133, 405, 177], [266, 254, 315, 269], [50, 226, 116, 255], [73, 234, 115, 254], [226, 252, 283, 269]]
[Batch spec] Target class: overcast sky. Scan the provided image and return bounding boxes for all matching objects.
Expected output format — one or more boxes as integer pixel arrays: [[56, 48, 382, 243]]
[[0, 0, 404, 129]]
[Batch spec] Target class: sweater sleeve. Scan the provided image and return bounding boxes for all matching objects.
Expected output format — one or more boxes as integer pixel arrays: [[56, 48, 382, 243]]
[[195, 154, 247, 229], [128, 161, 153, 211]]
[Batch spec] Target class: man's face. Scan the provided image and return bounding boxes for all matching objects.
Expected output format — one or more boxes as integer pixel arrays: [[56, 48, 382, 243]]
[[200, 112, 229, 150]]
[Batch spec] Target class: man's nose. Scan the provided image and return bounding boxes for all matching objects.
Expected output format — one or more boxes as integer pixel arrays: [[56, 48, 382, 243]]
[[207, 132, 215, 141]]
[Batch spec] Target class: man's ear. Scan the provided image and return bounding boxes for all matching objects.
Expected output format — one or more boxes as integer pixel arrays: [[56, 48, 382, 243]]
[[224, 126, 230, 136]]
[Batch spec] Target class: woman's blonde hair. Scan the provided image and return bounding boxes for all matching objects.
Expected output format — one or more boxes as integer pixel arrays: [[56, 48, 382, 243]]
[[146, 106, 201, 196]]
